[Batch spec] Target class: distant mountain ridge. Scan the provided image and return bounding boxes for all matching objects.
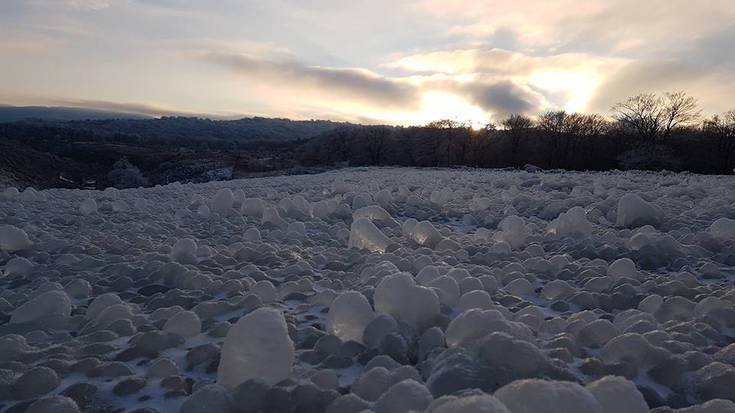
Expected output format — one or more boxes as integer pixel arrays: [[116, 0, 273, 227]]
[[0, 106, 348, 143], [0, 105, 152, 122]]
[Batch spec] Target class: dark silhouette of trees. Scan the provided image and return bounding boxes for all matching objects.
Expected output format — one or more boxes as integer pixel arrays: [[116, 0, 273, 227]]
[[703, 111, 735, 174], [501, 114, 534, 167], [612, 92, 700, 143]]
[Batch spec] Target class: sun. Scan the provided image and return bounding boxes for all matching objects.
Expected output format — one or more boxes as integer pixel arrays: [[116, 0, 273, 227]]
[[368, 91, 490, 127], [528, 70, 600, 113]]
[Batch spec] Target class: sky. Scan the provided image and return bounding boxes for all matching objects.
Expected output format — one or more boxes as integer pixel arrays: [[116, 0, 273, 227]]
[[1, 0, 734, 126]]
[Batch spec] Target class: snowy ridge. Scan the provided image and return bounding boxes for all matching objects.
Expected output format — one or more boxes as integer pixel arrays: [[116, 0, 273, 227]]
[[0, 167, 735, 413]]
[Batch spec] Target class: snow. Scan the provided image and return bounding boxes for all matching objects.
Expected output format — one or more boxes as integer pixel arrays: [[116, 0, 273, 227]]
[[2, 167, 735, 412], [217, 307, 294, 388]]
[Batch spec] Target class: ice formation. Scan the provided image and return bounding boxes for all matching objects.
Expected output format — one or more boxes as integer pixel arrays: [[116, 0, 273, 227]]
[[0, 224, 32, 252], [374, 272, 440, 329], [0, 167, 734, 412], [326, 291, 375, 343], [348, 218, 393, 253], [616, 193, 662, 228], [217, 308, 294, 388]]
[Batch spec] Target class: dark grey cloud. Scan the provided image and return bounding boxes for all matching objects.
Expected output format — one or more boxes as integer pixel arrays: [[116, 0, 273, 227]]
[[587, 60, 706, 113], [48, 98, 239, 119], [463, 80, 543, 116], [207, 53, 420, 108]]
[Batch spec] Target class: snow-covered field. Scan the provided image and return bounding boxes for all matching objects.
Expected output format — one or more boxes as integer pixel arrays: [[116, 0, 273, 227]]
[[1, 167, 735, 413]]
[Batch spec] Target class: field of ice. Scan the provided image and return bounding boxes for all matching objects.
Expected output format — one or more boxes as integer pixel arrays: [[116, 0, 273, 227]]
[[1, 167, 735, 413]]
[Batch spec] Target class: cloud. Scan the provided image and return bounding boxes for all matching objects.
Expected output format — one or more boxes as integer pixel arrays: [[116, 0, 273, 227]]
[[588, 60, 735, 115], [463, 80, 544, 116], [63, 0, 111, 10], [206, 53, 420, 108]]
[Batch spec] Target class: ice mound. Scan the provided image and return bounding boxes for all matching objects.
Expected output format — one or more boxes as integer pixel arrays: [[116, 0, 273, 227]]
[[710, 218, 735, 240], [547, 206, 593, 237], [3, 256, 34, 275], [673, 399, 735, 413], [446, 309, 533, 347], [172, 238, 198, 264], [374, 271, 439, 329], [79, 198, 98, 215], [262, 206, 288, 229], [10, 290, 71, 326], [163, 310, 201, 337], [426, 393, 511, 413], [373, 379, 433, 413], [348, 218, 393, 253], [327, 290, 375, 343], [0, 224, 32, 252], [403, 219, 444, 247], [493, 216, 528, 249], [241, 198, 265, 217], [586, 376, 648, 413], [211, 188, 234, 214], [218, 308, 294, 388], [495, 379, 603, 413], [4, 167, 735, 411], [616, 193, 662, 228], [353, 205, 398, 226], [607, 257, 639, 279]]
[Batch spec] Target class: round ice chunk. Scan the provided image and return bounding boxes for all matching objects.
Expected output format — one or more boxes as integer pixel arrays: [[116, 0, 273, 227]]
[[10, 291, 71, 325], [426, 393, 511, 413], [494, 216, 528, 249], [79, 198, 98, 216], [262, 206, 288, 229], [616, 194, 661, 228], [217, 308, 294, 388], [348, 218, 393, 253], [163, 310, 201, 337], [327, 291, 375, 344], [0, 224, 32, 252], [495, 379, 603, 413], [710, 218, 735, 241], [586, 376, 648, 413], [4, 256, 34, 275], [373, 379, 433, 413], [548, 206, 593, 237], [172, 238, 198, 264], [211, 188, 234, 215], [607, 258, 638, 279], [374, 272, 440, 329]]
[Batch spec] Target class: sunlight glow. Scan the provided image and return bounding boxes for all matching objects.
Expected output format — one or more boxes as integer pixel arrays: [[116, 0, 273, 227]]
[[368, 91, 490, 127], [528, 70, 600, 113]]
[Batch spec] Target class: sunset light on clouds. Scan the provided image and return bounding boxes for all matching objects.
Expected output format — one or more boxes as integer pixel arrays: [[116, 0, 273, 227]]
[[1, 0, 734, 125]]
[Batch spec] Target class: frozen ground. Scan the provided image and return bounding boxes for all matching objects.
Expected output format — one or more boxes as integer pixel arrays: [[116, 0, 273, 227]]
[[1, 167, 735, 413]]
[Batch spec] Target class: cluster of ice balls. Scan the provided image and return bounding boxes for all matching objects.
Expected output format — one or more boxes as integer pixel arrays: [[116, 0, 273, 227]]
[[0, 167, 735, 412]]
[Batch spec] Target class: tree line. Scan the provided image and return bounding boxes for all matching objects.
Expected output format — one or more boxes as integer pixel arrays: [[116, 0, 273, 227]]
[[299, 92, 735, 175]]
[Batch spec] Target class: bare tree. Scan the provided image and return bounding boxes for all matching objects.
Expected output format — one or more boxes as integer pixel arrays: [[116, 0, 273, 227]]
[[364, 127, 388, 165], [501, 114, 534, 167], [703, 111, 735, 173], [612, 91, 700, 142], [538, 110, 569, 168]]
